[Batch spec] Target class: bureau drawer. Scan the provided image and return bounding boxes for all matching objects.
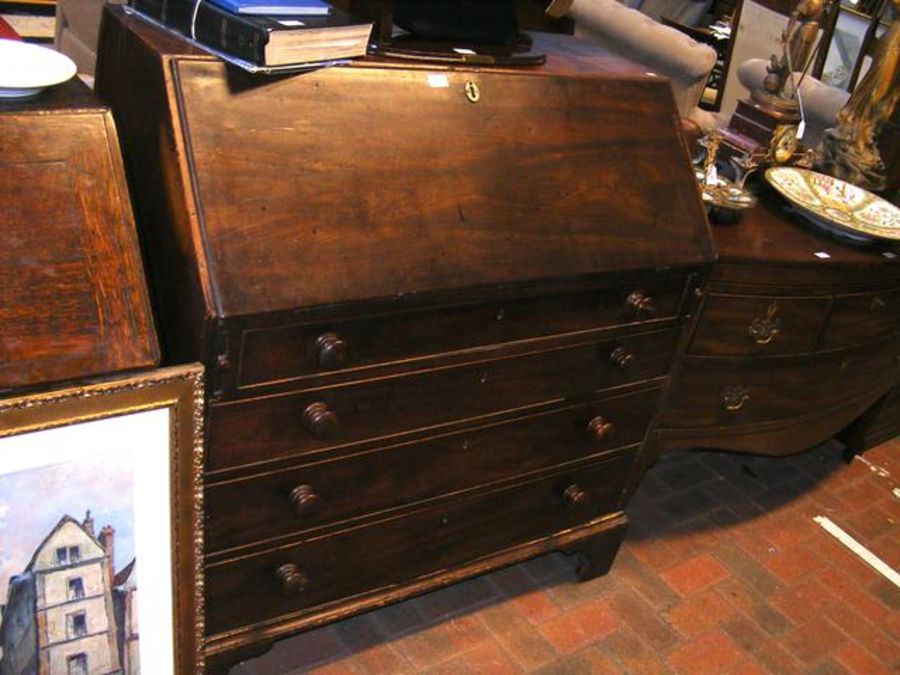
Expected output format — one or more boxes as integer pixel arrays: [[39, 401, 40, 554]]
[[205, 452, 635, 635], [664, 335, 900, 429], [206, 387, 657, 553], [819, 290, 900, 349], [690, 294, 829, 356], [209, 329, 676, 472], [236, 279, 687, 388]]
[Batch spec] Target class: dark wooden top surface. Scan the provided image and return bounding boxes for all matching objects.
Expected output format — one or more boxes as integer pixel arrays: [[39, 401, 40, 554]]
[[713, 187, 900, 270], [0, 76, 100, 115]]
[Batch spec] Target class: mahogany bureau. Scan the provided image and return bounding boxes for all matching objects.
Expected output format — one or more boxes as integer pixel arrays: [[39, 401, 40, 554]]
[[655, 190, 900, 460], [96, 8, 713, 671]]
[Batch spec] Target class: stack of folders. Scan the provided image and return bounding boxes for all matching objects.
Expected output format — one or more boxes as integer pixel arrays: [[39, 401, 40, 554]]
[[128, 0, 374, 67]]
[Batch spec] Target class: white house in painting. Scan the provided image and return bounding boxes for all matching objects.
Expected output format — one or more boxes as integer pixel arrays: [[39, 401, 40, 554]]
[[0, 512, 137, 675]]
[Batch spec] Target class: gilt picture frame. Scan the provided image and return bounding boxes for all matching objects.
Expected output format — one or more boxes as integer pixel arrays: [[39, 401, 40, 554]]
[[0, 365, 204, 675]]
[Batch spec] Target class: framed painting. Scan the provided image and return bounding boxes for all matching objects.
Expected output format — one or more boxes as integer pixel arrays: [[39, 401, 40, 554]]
[[0, 365, 204, 675]]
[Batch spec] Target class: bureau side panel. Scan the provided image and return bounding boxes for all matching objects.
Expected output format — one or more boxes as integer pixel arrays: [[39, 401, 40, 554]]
[[96, 8, 216, 364]]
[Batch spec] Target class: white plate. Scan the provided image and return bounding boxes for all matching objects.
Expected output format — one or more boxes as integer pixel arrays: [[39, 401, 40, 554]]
[[766, 167, 900, 242], [0, 39, 76, 98]]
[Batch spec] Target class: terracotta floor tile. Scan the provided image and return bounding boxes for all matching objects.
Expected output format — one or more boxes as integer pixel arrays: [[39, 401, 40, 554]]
[[712, 542, 783, 597], [600, 626, 670, 675], [824, 601, 900, 666], [664, 587, 739, 638], [660, 552, 732, 597], [814, 567, 890, 624], [529, 647, 622, 675], [770, 577, 835, 624], [782, 616, 848, 664], [729, 660, 768, 675], [762, 541, 826, 583], [333, 615, 413, 675], [389, 615, 490, 670], [834, 642, 894, 675], [666, 630, 747, 675], [507, 586, 564, 625], [534, 597, 620, 655], [752, 640, 804, 675], [805, 657, 853, 675], [610, 549, 681, 611], [605, 587, 681, 651], [716, 577, 794, 636], [478, 600, 558, 671], [422, 641, 520, 675]]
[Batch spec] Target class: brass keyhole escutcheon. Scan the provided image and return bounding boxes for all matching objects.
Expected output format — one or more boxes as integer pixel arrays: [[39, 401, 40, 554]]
[[464, 81, 481, 103]]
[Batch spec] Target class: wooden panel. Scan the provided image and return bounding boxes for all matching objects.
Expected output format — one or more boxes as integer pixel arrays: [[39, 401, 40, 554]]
[[208, 329, 677, 472], [689, 293, 830, 356], [206, 387, 657, 553], [664, 334, 900, 429], [173, 58, 710, 317], [820, 290, 900, 350], [0, 88, 157, 390], [205, 452, 634, 635], [237, 279, 686, 389]]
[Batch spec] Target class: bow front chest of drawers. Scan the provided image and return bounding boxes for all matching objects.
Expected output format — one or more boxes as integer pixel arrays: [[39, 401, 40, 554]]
[[97, 8, 713, 671], [656, 194, 900, 458]]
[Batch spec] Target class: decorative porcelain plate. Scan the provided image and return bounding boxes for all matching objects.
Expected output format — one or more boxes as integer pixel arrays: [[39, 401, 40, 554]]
[[0, 39, 76, 98], [765, 167, 900, 242]]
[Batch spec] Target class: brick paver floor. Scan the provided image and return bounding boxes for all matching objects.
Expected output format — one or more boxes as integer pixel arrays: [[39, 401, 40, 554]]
[[231, 438, 900, 674]]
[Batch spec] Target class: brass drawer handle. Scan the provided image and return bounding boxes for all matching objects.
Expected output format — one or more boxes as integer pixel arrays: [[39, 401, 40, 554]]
[[721, 386, 751, 412], [275, 563, 308, 597], [289, 484, 321, 517], [301, 402, 340, 440], [314, 332, 348, 370], [626, 291, 656, 318], [609, 346, 634, 369], [748, 302, 780, 345], [587, 416, 616, 444], [563, 484, 588, 508]]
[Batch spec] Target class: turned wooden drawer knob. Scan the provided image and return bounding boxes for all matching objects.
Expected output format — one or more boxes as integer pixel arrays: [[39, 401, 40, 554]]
[[314, 332, 348, 370], [275, 563, 308, 596], [609, 346, 634, 369], [301, 402, 340, 439], [587, 416, 616, 444], [626, 291, 656, 317], [289, 484, 321, 517], [563, 484, 588, 508]]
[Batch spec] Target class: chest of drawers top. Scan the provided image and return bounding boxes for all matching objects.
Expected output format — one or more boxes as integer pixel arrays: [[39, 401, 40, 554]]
[[710, 194, 900, 290]]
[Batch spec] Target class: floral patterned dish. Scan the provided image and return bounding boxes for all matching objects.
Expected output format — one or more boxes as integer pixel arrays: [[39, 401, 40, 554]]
[[765, 167, 900, 242]]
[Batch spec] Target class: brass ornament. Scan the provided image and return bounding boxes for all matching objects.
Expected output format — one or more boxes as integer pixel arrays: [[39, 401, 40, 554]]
[[816, 0, 900, 192]]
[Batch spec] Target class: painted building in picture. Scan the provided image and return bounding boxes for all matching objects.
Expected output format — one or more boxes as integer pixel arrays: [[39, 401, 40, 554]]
[[0, 512, 138, 675]]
